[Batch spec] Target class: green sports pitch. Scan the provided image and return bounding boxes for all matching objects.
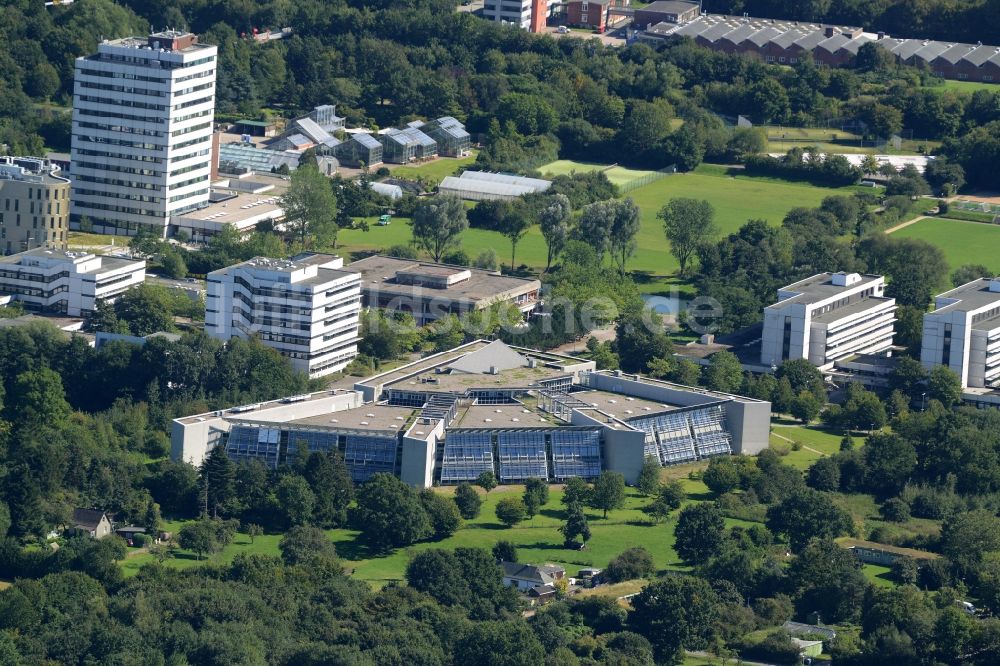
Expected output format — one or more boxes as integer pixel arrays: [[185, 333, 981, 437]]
[[889, 217, 1000, 274]]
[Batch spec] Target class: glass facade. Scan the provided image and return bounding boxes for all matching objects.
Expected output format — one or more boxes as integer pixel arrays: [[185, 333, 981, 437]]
[[343, 435, 397, 483], [691, 406, 733, 458], [440, 431, 495, 482], [225, 425, 281, 468], [497, 431, 548, 482], [551, 430, 602, 480]]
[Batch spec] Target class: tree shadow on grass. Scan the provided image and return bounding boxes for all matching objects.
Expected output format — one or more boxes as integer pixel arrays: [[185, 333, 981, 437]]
[[686, 490, 715, 502], [539, 508, 567, 521], [519, 541, 567, 551], [333, 534, 393, 562]]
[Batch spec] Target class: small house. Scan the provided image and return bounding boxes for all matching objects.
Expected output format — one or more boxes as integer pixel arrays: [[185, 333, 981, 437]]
[[838, 537, 938, 566], [501, 561, 566, 592], [71, 509, 113, 539]]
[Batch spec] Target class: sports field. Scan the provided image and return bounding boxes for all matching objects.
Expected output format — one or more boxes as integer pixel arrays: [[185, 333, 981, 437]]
[[889, 217, 1000, 273], [341, 163, 847, 276], [539, 160, 660, 188]]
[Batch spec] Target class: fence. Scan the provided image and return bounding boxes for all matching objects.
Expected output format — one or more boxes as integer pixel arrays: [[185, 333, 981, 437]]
[[954, 200, 1000, 215], [613, 165, 676, 194]]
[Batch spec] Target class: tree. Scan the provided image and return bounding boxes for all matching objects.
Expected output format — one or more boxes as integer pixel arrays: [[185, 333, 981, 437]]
[[275, 474, 316, 528], [766, 488, 853, 552], [636, 457, 661, 496], [477, 471, 498, 494], [575, 198, 639, 272], [9, 367, 70, 428], [659, 198, 716, 275], [952, 264, 990, 288], [278, 525, 338, 565], [303, 450, 353, 528], [940, 510, 1000, 576], [630, 574, 719, 664], [927, 365, 962, 406], [702, 457, 741, 495], [522, 478, 549, 518], [648, 481, 684, 523], [559, 501, 591, 548], [492, 540, 518, 563], [674, 503, 726, 564], [199, 446, 236, 518], [788, 538, 867, 623], [354, 473, 430, 551], [410, 195, 468, 262], [590, 471, 626, 518], [807, 456, 841, 492], [113, 284, 176, 336], [178, 520, 221, 560], [924, 158, 966, 195], [889, 356, 928, 399], [495, 496, 527, 527], [604, 546, 654, 582], [419, 489, 462, 539], [246, 523, 263, 544], [842, 386, 888, 431], [562, 476, 591, 506], [790, 390, 821, 423], [608, 198, 641, 277], [280, 163, 338, 247], [539, 193, 572, 271], [880, 498, 911, 523], [454, 482, 483, 519], [454, 620, 545, 666], [499, 210, 531, 270], [863, 433, 917, 497], [703, 351, 743, 393]]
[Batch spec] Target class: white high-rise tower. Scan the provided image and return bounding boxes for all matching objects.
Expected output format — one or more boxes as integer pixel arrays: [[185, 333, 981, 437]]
[[71, 30, 217, 238]]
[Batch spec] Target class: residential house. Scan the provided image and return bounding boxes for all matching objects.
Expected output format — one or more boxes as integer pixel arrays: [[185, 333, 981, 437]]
[[72, 509, 113, 538], [501, 561, 566, 593]]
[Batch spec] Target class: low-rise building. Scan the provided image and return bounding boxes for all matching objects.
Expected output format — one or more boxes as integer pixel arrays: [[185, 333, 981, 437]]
[[335, 134, 383, 168], [502, 561, 566, 593], [71, 509, 113, 538], [0, 156, 70, 255], [921, 277, 1000, 388], [0, 248, 145, 316], [633, 0, 700, 28], [346, 254, 541, 325], [172, 340, 772, 484], [761, 272, 896, 369], [438, 171, 551, 202], [564, 0, 611, 30], [205, 253, 361, 378], [417, 117, 472, 157]]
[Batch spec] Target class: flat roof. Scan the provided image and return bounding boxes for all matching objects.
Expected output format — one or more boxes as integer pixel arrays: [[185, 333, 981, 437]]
[[768, 272, 884, 310], [211, 253, 357, 287], [347, 255, 540, 304], [456, 404, 564, 428], [390, 363, 571, 394], [933, 279, 1000, 316], [640, 0, 699, 12], [285, 403, 415, 432], [571, 390, 677, 420]]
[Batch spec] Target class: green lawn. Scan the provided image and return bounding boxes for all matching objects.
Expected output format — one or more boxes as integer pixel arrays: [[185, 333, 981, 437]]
[[538, 160, 659, 188], [889, 217, 1000, 273], [389, 152, 477, 185], [862, 563, 896, 589], [770, 424, 848, 470], [124, 487, 694, 586], [925, 79, 1000, 94]]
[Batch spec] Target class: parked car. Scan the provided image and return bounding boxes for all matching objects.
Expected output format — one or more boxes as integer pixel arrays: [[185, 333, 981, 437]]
[[557, 25, 569, 34]]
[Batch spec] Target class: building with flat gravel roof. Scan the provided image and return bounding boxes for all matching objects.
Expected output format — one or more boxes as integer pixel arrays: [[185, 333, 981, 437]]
[[921, 277, 1000, 388], [761, 272, 896, 369], [346, 254, 541, 325], [172, 340, 771, 486]]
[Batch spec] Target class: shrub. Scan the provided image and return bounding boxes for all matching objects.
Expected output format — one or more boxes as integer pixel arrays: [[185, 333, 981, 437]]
[[604, 547, 654, 583], [880, 497, 911, 523]]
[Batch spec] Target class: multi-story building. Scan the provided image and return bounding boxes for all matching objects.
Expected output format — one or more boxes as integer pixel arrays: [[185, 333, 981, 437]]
[[921, 278, 1000, 389], [483, 0, 562, 31], [71, 30, 217, 238], [205, 253, 361, 378], [172, 340, 772, 485], [564, 0, 611, 30], [0, 156, 70, 255], [761, 272, 896, 369], [346, 254, 541, 326], [0, 248, 145, 316]]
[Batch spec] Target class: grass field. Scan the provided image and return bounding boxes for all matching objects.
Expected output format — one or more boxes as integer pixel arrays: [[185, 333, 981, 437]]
[[770, 424, 847, 470], [338, 164, 845, 279], [123, 486, 703, 586], [862, 563, 896, 588], [389, 152, 477, 185], [762, 125, 938, 156], [889, 217, 1000, 273], [925, 79, 1000, 94], [539, 160, 659, 188]]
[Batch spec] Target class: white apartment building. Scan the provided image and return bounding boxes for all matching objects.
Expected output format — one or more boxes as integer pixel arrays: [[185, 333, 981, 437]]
[[205, 253, 361, 378], [0, 248, 145, 316], [761, 272, 896, 369], [71, 31, 217, 238], [921, 278, 1000, 389]]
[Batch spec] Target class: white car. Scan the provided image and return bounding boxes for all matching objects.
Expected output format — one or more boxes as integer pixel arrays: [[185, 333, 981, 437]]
[[557, 25, 569, 34]]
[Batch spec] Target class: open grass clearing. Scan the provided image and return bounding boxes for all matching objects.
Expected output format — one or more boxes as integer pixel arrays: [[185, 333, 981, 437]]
[[388, 152, 477, 185], [888, 216, 1000, 273], [924, 79, 1000, 94], [538, 160, 659, 189], [862, 563, 896, 588]]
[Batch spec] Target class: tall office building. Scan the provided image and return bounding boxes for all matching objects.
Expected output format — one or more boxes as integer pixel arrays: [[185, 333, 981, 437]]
[[205, 253, 362, 378], [921, 278, 1000, 389], [0, 156, 70, 254], [761, 272, 896, 369], [71, 31, 217, 238]]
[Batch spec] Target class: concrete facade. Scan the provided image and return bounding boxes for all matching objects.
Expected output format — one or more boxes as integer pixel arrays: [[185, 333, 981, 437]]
[[0, 248, 145, 316], [71, 31, 217, 237], [761, 272, 896, 370], [0, 157, 70, 255], [172, 341, 772, 487], [205, 253, 361, 378], [921, 278, 1000, 388]]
